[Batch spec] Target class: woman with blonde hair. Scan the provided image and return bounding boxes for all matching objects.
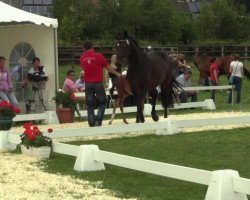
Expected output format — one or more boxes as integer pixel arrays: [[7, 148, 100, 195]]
[[108, 54, 121, 96]]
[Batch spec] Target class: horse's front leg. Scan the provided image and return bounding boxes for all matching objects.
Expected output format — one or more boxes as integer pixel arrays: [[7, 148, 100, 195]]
[[148, 89, 159, 122], [135, 91, 147, 123]]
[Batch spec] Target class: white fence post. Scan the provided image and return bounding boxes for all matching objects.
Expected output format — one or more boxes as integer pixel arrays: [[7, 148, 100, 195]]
[[44, 111, 60, 124], [0, 131, 16, 150], [143, 103, 152, 116], [204, 99, 216, 110], [73, 145, 105, 172], [205, 170, 248, 200], [156, 119, 179, 135]]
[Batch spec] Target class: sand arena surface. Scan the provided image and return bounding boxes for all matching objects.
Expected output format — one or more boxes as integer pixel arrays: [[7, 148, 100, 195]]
[[1, 111, 250, 199]]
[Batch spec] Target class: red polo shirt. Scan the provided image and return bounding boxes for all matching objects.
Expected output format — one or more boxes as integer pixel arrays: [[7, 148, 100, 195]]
[[210, 63, 219, 81], [80, 50, 109, 83]]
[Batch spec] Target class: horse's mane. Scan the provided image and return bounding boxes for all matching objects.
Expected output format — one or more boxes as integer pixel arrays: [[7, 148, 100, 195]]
[[126, 36, 143, 51]]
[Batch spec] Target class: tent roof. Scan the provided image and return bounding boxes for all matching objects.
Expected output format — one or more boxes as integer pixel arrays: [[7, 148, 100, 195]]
[[0, 2, 58, 28]]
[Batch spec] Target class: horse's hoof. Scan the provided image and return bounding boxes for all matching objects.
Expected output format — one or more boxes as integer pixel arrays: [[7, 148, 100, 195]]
[[152, 115, 159, 122], [124, 120, 129, 124]]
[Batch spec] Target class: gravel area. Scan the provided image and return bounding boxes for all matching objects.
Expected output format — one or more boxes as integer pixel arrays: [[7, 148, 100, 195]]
[[0, 152, 135, 200]]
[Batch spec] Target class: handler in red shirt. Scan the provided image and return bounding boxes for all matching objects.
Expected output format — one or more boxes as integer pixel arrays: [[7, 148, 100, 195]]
[[80, 40, 120, 127], [210, 57, 219, 103]]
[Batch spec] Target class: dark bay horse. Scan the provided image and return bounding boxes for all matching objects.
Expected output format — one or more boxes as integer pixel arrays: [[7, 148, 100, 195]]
[[115, 33, 181, 123], [193, 53, 250, 84]]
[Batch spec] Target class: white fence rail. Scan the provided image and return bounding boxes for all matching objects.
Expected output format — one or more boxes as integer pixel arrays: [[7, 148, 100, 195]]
[[94, 149, 212, 185], [74, 144, 250, 200]]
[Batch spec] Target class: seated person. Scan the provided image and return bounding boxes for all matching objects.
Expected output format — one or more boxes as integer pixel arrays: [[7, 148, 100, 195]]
[[0, 56, 18, 107], [75, 71, 85, 92], [63, 70, 79, 94], [75, 71, 86, 109], [176, 69, 197, 103]]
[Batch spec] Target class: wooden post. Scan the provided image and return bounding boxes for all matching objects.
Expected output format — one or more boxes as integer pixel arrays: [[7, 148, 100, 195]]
[[244, 46, 248, 61], [221, 46, 224, 57]]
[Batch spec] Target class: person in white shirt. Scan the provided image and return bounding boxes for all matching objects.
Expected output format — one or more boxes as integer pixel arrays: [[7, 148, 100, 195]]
[[228, 54, 244, 104], [75, 71, 85, 92], [176, 69, 197, 103]]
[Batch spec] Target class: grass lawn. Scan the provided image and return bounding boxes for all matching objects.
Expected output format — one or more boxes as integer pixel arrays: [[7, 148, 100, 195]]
[[38, 128, 250, 200]]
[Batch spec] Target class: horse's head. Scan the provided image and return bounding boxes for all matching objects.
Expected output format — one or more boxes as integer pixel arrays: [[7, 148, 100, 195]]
[[115, 32, 132, 61]]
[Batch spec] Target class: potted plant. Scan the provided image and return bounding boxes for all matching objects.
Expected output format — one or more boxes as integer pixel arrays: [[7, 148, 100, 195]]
[[52, 90, 78, 123], [0, 100, 20, 130], [20, 122, 53, 159]]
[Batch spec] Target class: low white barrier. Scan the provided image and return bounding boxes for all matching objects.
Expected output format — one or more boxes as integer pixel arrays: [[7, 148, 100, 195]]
[[13, 111, 59, 124], [72, 144, 250, 200], [76, 99, 216, 117]]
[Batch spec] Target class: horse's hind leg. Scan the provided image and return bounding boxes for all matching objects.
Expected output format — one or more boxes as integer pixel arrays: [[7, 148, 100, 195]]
[[120, 96, 129, 124], [149, 89, 159, 122], [109, 99, 119, 125]]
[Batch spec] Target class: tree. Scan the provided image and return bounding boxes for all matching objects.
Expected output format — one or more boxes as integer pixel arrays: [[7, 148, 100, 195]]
[[196, 0, 250, 42]]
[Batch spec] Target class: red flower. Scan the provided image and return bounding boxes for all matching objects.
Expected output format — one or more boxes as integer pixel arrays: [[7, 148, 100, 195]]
[[1, 100, 9, 107], [70, 94, 76, 100], [24, 129, 33, 135], [33, 126, 39, 131], [14, 107, 21, 113], [23, 122, 33, 130], [47, 128, 53, 133], [28, 133, 35, 140]]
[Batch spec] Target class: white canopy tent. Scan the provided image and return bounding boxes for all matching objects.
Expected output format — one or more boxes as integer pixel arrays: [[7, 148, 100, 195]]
[[0, 2, 58, 112]]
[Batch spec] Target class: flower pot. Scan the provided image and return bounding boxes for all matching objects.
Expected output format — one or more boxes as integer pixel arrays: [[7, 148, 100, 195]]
[[0, 118, 13, 130], [57, 108, 73, 123], [32, 146, 51, 159], [21, 145, 51, 159], [20, 145, 33, 156]]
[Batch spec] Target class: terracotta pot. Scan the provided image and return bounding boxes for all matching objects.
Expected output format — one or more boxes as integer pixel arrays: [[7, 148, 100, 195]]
[[0, 118, 13, 130], [57, 108, 73, 123]]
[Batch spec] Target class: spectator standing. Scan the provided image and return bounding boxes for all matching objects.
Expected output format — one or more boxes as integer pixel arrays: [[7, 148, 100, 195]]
[[176, 69, 197, 103], [80, 40, 120, 127], [228, 54, 244, 104], [63, 70, 79, 94], [210, 57, 219, 103], [108, 54, 121, 96], [0, 56, 18, 107], [177, 54, 190, 75]]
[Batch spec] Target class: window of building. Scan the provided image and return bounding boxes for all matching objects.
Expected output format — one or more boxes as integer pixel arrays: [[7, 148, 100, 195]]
[[34, 0, 42, 5], [38, 5, 46, 13], [30, 5, 38, 13], [9, 42, 36, 102], [23, 0, 33, 4], [43, 0, 52, 5]]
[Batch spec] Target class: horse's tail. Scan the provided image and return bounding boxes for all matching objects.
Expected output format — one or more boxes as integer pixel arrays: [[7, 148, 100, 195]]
[[160, 76, 183, 109], [243, 66, 250, 79]]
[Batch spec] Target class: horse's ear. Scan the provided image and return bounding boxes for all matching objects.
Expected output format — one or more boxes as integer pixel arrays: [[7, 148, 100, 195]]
[[114, 32, 122, 40], [124, 31, 128, 38]]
